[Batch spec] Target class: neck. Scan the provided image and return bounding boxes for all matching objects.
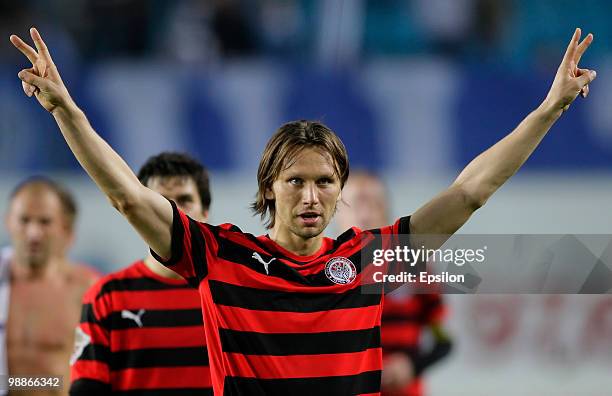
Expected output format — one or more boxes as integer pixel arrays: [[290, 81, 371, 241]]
[[11, 255, 67, 281], [144, 255, 183, 280], [269, 229, 323, 256]]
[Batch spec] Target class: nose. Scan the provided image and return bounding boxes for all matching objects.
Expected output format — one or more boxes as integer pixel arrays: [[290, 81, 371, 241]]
[[302, 182, 319, 206], [25, 222, 44, 243]]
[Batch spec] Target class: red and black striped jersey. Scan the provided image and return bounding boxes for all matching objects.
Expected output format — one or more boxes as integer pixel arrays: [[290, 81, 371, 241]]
[[151, 200, 411, 395], [70, 260, 212, 395], [381, 293, 446, 396]]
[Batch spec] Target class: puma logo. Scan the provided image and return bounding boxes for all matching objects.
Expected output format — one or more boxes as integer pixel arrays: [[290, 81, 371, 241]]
[[121, 309, 146, 328], [252, 252, 275, 275]]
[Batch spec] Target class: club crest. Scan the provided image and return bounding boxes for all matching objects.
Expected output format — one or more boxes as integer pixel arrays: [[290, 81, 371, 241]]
[[324, 257, 357, 285]]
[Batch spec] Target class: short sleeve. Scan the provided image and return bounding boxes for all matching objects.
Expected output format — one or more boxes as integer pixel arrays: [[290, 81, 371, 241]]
[[150, 200, 214, 288], [419, 294, 446, 325], [373, 216, 414, 294], [69, 283, 111, 395], [373, 215, 411, 237], [397, 216, 411, 235]]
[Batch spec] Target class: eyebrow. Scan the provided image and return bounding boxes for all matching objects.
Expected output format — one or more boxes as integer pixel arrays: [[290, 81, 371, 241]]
[[175, 194, 194, 201], [283, 173, 337, 180]]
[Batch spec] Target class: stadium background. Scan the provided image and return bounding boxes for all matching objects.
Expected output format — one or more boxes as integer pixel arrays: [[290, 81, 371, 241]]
[[0, 1, 611, 394]]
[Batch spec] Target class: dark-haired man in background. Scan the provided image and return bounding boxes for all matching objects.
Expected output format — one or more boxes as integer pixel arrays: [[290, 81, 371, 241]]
[[69, 152, 213, 395], [3, 178, 98, 396]]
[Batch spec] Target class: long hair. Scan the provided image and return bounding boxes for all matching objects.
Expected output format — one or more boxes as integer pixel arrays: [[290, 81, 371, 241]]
[[251, 120, 349, 228]]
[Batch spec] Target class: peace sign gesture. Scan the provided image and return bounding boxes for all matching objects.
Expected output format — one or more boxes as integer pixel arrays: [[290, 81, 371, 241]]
[[545, 28, 597, 114], [10, 27, 74, 114]]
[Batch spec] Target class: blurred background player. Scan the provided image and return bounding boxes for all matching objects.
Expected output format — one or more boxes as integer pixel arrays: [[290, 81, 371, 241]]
[[70, 152, 213, 395], [2, 178, 98, 396], [336, 171, 452, 396]]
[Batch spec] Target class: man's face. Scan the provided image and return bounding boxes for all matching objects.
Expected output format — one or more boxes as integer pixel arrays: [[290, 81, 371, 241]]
[[336, 175, 388, 231], [267, 147, 342, 241], [146, 176, 208, 222], [5, 187, 73, 267]]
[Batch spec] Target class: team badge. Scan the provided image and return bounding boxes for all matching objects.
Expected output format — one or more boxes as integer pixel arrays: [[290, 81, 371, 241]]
[[324, 257, 357, 285]]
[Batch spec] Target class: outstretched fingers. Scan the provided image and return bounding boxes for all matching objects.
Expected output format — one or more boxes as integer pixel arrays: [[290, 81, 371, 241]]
[[10, 30, 50, 80], [9, 34, 38, 65], [30, 27, 53, 64], [574, 33, 593, 67], [561, 28, 581, 68]]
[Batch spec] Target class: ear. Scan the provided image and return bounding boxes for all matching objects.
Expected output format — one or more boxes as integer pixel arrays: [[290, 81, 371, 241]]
[[336, 191, 342, 203], [264, 187, 275, 201], [63, 214, 76, 239], [201, 209, 210, 222], [65, 230, 76, 249]]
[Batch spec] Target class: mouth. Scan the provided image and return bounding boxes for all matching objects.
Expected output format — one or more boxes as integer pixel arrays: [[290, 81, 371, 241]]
[[27, 243, 42, 253], [298, 212, 322, 226]]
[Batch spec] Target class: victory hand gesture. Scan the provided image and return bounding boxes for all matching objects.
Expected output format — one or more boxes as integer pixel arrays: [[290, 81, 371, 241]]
[[545, 28, 597, 114], [10, 27, 73, 114]]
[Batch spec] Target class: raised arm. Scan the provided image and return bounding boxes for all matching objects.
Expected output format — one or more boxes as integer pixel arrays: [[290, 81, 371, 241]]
[[410, 28, 597, 237], [10, 28, 173, 259]]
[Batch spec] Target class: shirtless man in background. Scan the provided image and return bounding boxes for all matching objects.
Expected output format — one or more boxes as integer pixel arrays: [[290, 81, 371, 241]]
[[3, 178, 98, 395]]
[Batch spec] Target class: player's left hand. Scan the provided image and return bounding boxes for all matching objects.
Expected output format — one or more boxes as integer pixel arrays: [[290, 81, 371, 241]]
[[544, 28, 597, 114], [381, 353, 414, 394]]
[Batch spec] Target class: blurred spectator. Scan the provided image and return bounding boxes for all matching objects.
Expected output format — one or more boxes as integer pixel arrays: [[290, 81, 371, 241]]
[[468, 0, 513, 63], [363, 0, 423, 56], [158, 0, 219, 64], [413, 0, 476, 57], [78, 0, 154, 59], [316, 0, 365, 66], [159, 0, 257, 64], [0, 2, 79, 67], [259, 0, 308, 59], [0, 2, 33, 65], [211, 0, 257, 57]]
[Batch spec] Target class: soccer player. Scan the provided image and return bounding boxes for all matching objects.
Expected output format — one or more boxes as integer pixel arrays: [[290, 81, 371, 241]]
[[336, 171, 452, 396], [69, 152, 213, 395], [3, 178, 98, 396], [11, 27, 596, 394]]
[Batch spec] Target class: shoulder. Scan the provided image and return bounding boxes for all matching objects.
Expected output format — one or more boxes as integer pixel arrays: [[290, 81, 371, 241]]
[[65, 262, 102, 296], [73, 263, 101, 283], [77, 261, 142, 302], [184, 219, 248, 243], [207, 222, 247, 238], [336, 226, 362, 241], [338, 217, 411, 239], [213, 223, 260, 246]]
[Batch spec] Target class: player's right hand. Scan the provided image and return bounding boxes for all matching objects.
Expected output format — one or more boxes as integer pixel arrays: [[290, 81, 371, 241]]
[[10, 27, 74, 114]]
